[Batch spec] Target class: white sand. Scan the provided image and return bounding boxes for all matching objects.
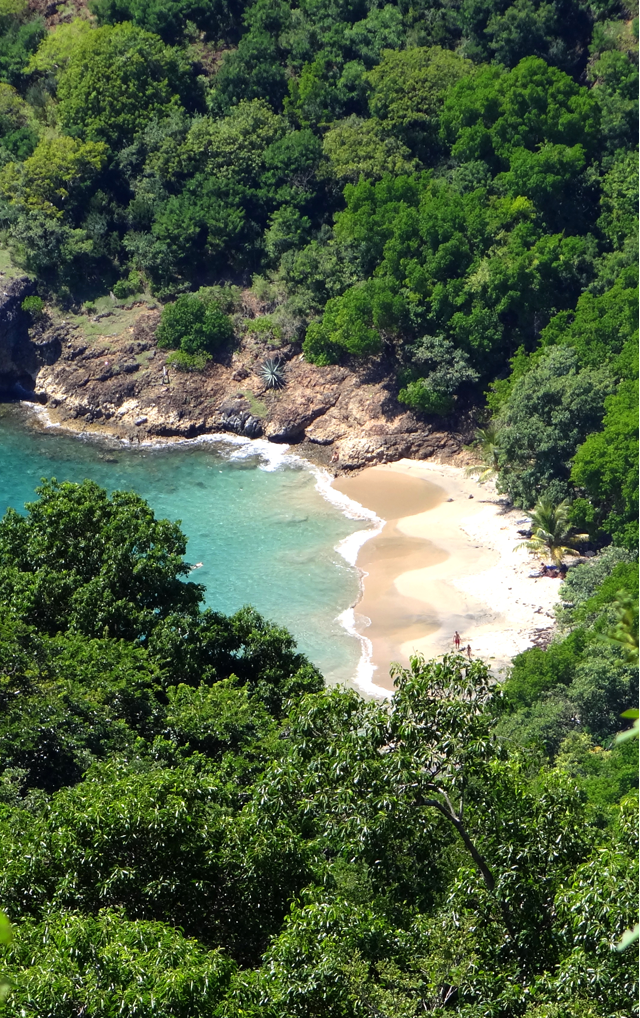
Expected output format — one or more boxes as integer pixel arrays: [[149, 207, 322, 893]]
[[334, 459, 563, 693], [392, 460, 561, 675]]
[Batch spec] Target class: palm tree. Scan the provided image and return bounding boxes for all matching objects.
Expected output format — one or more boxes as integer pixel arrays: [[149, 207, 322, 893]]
[[516, 496, 587, 566], [465, 422, 501, 482]]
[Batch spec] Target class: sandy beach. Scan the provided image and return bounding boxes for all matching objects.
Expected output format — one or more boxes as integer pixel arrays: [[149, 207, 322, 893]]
[[333, 460, 564, 694]]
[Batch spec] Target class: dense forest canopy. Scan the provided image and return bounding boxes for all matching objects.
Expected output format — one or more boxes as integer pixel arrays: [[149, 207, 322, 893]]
[[0, 0, 637, 532], [0, 0, 637, 1012], [0, 479, 635, 1014]]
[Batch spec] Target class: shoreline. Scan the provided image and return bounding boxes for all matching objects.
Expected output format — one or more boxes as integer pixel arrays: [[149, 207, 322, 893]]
[[10, 401, 562, 698], [7, 400, 385, 687], [332, 461, 564, 694]]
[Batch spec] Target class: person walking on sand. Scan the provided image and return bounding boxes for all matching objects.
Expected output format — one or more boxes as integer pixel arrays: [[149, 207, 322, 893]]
[[453, 631, 461, 651], [466, 644, 472, 660]]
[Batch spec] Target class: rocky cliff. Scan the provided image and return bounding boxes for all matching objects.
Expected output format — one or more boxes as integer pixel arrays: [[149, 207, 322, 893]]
[[10, 295, 471, 470], [0, 276, 37, 391], [0, 276, 64, 392]]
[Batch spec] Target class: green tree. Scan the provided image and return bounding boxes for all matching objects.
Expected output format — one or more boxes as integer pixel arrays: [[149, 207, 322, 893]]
[[0, 0, 44, 89], [516, 496, 586, 565], [495, 142, 594, 232], [210, 27, 288, 114], [284, 53, 369, 129], [303, 279, 406, 364], [398, 333, 479, 415], [156, 292, 234, 359], [572, 376, 639, 549], [6, 910, 234, 1018], [496, 346, 616, 506], [0, 82, 38, 160], [597, 148, 639, 249], [0, 135, 108, 219], [25, 16, 93, 75], [588, 31, 639, 154], [0, 759, 310, 961], [366, 45, 473, 160], [56, 23, 198, 149], [89, 0, 245, 44], [458, 0, 592, 74], [0, 478, 203, 640], [441, 56, 601, 170], [178, 100, 285, 183], [322, 116, 417, 183], [387, 653, 499, 894], [540, 274, 638, 368]]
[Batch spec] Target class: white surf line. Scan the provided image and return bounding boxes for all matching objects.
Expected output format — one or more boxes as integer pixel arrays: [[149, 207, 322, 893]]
[[223, 446, 389, 694], [310, 465, 389, 698], [20, 400, 62, 429], [18, 401, 388, 693], [335, 606, 388, 699]]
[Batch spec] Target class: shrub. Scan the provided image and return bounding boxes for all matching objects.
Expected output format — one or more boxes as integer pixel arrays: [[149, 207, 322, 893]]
[[156, 294, 234, 356], [113, 270, 144, 300], [397, 381, 454, 415], [21, 294, 45, 319], [166, 350, 212, 372], [246, 316, 283, 348]]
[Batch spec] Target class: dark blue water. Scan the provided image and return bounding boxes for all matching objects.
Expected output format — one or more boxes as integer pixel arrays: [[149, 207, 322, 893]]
[[0, 404, 370, 684]]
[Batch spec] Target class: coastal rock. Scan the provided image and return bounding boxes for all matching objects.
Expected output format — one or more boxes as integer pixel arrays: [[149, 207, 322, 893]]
[[221, 411, 263, 438], [0, 276, 37, 390], [31, 302, 471, 469]]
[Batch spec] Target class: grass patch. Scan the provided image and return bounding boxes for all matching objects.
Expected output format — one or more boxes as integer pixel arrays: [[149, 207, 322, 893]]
[[56, 304, 147, 343], [239, 389, 268, 418], [0, 247, 28, 279]]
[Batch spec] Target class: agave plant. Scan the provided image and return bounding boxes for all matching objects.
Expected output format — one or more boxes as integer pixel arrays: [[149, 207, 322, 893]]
[[260, 357, 286, 389], [516, 496, 588, 566], [465, 422, 501, 482]]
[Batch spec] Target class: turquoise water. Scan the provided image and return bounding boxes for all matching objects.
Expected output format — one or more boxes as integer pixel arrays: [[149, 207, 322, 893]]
[[0, 404, 370, 685]]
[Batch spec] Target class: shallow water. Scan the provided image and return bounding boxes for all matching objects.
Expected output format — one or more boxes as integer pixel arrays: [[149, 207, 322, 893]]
[[0, 404, 374, 686]]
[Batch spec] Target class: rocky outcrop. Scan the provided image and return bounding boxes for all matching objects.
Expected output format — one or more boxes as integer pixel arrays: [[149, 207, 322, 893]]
[[0, 276, 37, 391], [0, 276, 67, 393], [29, 302, 472, 471]]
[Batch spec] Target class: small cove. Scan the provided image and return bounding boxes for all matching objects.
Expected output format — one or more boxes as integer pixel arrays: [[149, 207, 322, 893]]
[[0, 403, 376, 686]]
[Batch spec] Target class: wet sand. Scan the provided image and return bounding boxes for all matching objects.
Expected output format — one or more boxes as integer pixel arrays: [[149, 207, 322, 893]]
[[333, 461, 563, 693]]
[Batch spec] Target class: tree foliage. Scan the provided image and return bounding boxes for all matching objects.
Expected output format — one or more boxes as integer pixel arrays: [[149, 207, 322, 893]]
[[56, 22, 199, 149], [0, 1, 633, 537], [0, 480, 635, 1014], [0, 0, 637, 1000], [495, 346, 616, 506]]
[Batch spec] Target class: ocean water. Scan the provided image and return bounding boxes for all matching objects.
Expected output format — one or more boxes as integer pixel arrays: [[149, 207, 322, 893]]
[[0, 404, 380, 688]]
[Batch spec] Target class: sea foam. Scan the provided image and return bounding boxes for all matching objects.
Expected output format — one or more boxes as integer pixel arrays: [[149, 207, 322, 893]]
[[17, 405, 387, 693]]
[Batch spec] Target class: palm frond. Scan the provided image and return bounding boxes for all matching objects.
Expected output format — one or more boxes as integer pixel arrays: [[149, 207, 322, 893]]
[[515, 496, 587, 565], [464, 422, 501, 480]]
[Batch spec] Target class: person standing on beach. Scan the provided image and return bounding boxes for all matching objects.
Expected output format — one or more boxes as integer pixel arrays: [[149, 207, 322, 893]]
[[454, 631, 461, 651], [466, 644, 472, 660]]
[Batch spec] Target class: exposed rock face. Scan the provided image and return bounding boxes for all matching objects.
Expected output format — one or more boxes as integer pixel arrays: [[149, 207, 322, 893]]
[[30, 303, 471, 470], [0, 276, 67, 393], [0, 276, 37, 390], [221, 410, 263, 438]]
